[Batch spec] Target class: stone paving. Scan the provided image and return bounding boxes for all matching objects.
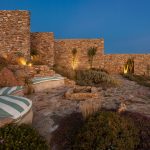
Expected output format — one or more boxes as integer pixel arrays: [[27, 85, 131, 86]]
[[27, 75, 150, 144]]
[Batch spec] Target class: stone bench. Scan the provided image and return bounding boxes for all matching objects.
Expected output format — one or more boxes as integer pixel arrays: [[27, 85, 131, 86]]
[[0, 86, 24, 96], [0, 95, 33, 127], [32, 75, 64, 92], [0, 75, 64, 127]]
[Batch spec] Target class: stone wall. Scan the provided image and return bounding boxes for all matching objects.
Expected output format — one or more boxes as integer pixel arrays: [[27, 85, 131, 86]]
[[54, 39, 104, 69], [0, 10, 30, 63], [103, 54, 150, 75], [31, 32, 54, 67], [8, 65, 55, 77], [1, 10, 150, 76]]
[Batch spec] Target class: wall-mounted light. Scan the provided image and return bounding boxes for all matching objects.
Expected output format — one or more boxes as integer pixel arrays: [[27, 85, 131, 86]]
[[18, 57, 27, 66]]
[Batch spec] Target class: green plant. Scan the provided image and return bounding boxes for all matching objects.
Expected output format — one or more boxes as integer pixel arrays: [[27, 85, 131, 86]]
[[73, 111, 139, 150], [15, 52, 24, 57], [71, 48, 77, 70], [76, 69, 118, 86], [87, 47, 97, 69], [24, 77, 35, 95], [31, 54, 44, 65], [124, 58, 134, 74], [91, 67, 109, 74], [51, 113, 84, 150], [122, 111, 150, 150], [0, 124, 49, 150]]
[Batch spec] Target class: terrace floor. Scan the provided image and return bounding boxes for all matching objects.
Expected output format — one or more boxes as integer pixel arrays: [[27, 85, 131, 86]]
[[27, 75, 150, 145]]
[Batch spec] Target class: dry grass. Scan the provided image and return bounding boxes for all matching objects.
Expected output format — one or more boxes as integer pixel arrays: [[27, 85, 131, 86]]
[[79, 99, 101, 119]]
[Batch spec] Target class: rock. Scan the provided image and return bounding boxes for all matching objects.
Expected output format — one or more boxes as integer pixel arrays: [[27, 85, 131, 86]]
[[117, 102, 127, 113], [64, 78, 76, 87], [0, 67, 23, 87], [0, 118, 13, 128], [15, 69, 28, 79], [65, 86, 99, 100]]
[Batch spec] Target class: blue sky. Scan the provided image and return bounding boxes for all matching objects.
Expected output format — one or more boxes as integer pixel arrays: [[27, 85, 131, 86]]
[[0, 0, 150, 54]]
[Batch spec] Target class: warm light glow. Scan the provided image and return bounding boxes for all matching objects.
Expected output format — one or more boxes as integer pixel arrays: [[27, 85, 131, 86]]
[[28, 63, 32, 67], [72, 60, 78, 70], [124, 65, 128, 74], [18, 57, 27, 66]]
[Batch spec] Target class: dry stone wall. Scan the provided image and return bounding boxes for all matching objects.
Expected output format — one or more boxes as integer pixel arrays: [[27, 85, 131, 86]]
[[31, 32, 54, 67], [54, 39, 104, 69], [1, 10, 150, 76], [0, 10, 30, 63], [103, 54, 150, 75]]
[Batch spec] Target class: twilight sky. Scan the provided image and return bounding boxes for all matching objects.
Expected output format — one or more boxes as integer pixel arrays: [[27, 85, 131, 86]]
[[0, 0, 150, 54]]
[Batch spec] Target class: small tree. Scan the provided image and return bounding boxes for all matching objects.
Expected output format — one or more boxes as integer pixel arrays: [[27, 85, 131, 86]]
[[87, 47, 97, 69], [71, 48, 77, 70]]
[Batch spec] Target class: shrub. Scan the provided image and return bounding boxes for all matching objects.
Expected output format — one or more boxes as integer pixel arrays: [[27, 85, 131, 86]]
[[51, 113, 84, 150], [87, 47, 97, 69], [73, 111, 139, 150], [76, 69, 118, 86], [53, 65, 76, 80], [91, 67, 109, 74], [31, 49, 38, 56], [124, 58, 134, 74], [122, 111, 150, 150], [15, 51, 24, 57], [0, 124, 49, 150], [24, 77, 35, 95]]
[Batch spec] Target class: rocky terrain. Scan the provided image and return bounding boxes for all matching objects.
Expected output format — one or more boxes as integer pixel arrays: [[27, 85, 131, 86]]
[[27, 75, 150, 144]]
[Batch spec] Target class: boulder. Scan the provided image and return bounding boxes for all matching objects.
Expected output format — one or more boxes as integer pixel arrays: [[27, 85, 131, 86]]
[[0, 68, 24, 87]]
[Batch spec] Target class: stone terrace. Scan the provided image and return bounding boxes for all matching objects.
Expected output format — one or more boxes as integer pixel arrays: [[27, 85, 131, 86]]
[[27, 75, 150, 143]]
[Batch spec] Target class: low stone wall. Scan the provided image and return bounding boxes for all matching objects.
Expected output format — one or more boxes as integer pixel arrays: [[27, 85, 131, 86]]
[[8, 65, 55, 78], [31, 32, 54, 67], [54, 39, 104, 69], [103, 54, 150, 75]]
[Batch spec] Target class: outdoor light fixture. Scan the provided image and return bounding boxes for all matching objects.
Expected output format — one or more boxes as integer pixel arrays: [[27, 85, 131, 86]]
[[18, 57, 27, 66]]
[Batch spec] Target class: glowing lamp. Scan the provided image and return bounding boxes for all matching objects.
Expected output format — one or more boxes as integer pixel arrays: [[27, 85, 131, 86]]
[[124, 65, 128, 74], [28, 63, 32, 67], [18, 57, 27, 66]]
